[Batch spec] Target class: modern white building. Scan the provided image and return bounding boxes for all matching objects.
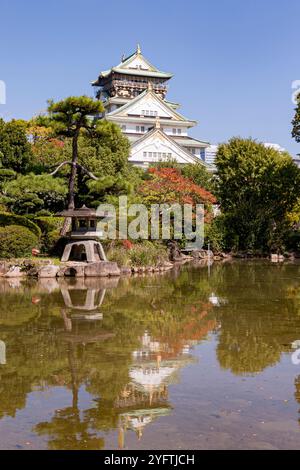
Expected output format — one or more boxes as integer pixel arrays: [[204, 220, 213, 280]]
[[202, 145, 218, 165], [263, 142, 286, 153], [293, 156, 300, 168], [92, 45, 213, 169], [202, 142, 287, 167]]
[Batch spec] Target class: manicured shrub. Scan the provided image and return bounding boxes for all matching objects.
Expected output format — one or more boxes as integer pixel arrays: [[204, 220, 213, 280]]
[[33, 216, 64, 253], [0, 225, 39, 258], [33, 216, 64, 233], [0, 212, 41, 238], [43, 229, 62, 254], [0, 168, 17, 180], [1, 174, 67, 215]]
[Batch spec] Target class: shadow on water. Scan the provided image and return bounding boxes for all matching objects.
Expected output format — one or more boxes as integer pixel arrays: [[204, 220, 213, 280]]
[[1, 261, 300, 448]]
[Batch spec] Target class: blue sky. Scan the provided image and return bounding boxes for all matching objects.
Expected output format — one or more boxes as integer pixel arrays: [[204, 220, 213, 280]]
[[0, 0, 299, 156]]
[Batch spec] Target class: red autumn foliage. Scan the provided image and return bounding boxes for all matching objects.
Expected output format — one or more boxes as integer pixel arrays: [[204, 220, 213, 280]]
[[122, 239, 134, 250], [140, 167, 216, 206], [48, 138, 65, 148]]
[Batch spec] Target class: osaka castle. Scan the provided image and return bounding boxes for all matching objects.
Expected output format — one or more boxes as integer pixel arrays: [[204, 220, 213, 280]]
[[92, 45, 212, 169]]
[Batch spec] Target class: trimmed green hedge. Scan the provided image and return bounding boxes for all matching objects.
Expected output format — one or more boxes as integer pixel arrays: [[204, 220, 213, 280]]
[[0, 225, 39, 258], [0, 169, 17, 179], [33, 216, 64, 254], [33, 216, 64, 234], [0, 212, 41, 238]]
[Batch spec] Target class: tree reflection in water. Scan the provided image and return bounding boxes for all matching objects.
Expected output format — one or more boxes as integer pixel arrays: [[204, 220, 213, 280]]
[[1, 262, 300, 448]]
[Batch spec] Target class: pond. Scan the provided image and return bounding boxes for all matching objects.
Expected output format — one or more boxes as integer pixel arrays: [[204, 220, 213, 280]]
[[1, 260, 300, 450]]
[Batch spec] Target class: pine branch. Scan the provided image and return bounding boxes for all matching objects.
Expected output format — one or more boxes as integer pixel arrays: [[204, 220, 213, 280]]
[[76, 163, 99, 181], [49, 161, 72, 176], [49, 160, 98, 180]]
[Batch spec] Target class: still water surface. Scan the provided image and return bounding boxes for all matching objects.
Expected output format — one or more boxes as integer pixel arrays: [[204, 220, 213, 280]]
[[1, 261, 300, 449]]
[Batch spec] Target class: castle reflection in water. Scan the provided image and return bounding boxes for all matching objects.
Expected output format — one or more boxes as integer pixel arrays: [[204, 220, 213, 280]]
[[1, 262, 300, 449]]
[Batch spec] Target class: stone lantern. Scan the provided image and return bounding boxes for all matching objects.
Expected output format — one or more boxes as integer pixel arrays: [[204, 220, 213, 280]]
[[57, 205, 111, 263]]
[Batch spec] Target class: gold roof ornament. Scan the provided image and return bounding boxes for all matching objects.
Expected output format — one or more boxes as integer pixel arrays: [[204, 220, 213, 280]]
[[147, 80, 153, 91], [137, 43, 141, 54], [155, 116, 161, 129]]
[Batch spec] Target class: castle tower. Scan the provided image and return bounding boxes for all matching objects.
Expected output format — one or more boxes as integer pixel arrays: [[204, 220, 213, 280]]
[[92, 45, 212, 169]]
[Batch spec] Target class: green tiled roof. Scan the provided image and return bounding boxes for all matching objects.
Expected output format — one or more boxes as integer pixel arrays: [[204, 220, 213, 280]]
[[164, 99, 180, 109], [92, 46, 173, 85], [109, 67, 172, 78]]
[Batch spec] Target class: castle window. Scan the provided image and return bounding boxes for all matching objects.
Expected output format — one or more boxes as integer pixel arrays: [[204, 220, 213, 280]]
[[141, 110, 158, 117], [142, 151, 173, 160], [172, 128, 181, 135]]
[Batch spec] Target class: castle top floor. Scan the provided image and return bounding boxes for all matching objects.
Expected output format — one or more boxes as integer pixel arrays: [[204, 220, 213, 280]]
[[92, 45, 173, 101]]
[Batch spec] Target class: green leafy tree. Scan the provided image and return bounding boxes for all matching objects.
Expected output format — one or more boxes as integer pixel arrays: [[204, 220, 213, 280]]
[[0, 119, 34, 173], [1, 173, 67, 214], [84, 173, 136, 208], [181, 162, 214, 192], [215, 138, 300, 251], [48, 96, 104, 214], [25, 119, 66, 171], [85, 120, 130, 176], [292, 93, 300, 143], [26, 117, 130, 179], [0, 155, 16, 202], [72, 123, 131, 206]]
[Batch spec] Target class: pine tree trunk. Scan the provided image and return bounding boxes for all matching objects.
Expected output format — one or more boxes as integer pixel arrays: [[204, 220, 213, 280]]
[[68, 135, 78, 210], [60, 133, 79, 235]]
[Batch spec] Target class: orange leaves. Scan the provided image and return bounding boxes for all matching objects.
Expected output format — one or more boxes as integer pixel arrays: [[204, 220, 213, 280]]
[[141, 167, 216, 205], [121, 239, 134, 250], [48, 138, 65, 148]]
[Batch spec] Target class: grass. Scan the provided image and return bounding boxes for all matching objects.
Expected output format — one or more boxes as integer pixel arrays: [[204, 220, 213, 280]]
[[107, 241, 169, 267], [0, 256, 62, 265]]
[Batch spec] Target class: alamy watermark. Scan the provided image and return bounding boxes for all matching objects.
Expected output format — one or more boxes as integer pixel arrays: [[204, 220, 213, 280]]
[[95, 196, 205, 250], [0, 340, 6, 365], [292, 80, 300, 105], [0, 80, 6, 105], [291, 340, 300, 365]]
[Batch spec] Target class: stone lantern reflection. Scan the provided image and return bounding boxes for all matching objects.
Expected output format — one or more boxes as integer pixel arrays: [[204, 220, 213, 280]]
[[0, 340, 6, 365]]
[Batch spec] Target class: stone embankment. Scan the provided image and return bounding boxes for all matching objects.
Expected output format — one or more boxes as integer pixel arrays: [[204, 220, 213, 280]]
[[0, 249, 226, 279], [0, 259, 176, 279]]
